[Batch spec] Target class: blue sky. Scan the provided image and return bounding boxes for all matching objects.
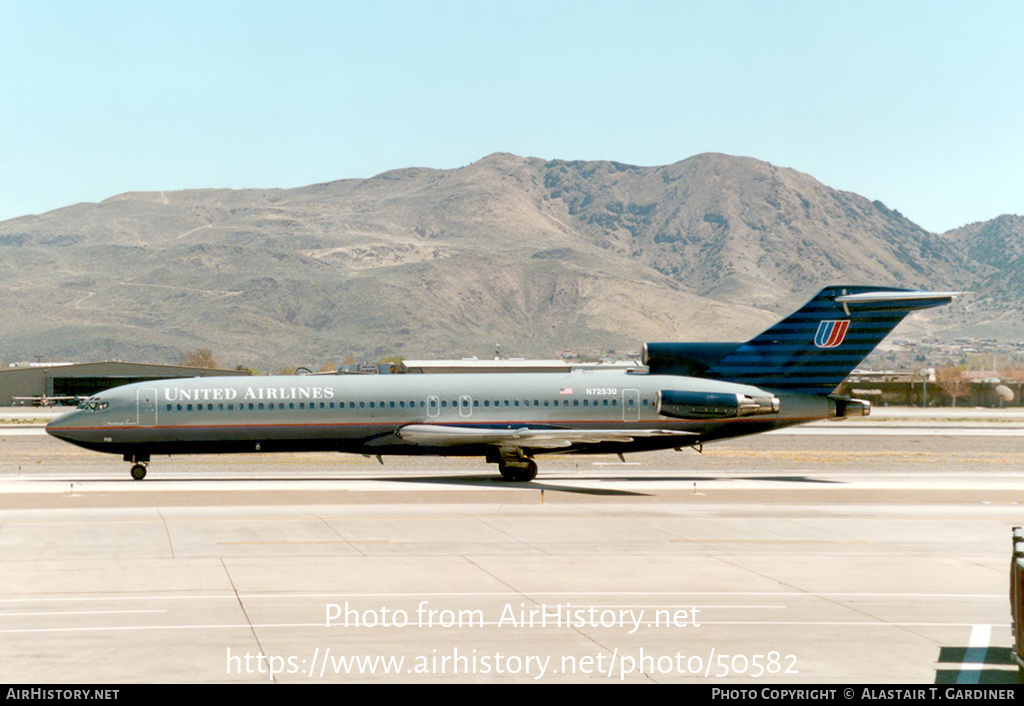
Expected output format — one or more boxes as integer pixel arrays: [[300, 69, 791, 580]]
[[1, 0, 1021, 232]]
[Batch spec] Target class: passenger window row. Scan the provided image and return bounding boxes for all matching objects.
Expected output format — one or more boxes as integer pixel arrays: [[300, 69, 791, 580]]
[[162, 397, 640, 412], [469, 399, 620, 408]]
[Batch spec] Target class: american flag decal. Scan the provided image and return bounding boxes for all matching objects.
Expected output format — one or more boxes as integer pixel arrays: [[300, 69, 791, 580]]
[[814, 320, 850, 348], [559, 387, 573, 395]]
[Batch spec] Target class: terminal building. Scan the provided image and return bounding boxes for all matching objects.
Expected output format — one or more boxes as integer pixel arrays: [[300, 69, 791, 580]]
[[0, 361, 249, 406], [834, 369, 1021, 408]]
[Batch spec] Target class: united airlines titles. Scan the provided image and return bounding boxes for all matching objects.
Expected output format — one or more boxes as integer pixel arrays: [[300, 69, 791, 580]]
[[163, 386, 335, 402]]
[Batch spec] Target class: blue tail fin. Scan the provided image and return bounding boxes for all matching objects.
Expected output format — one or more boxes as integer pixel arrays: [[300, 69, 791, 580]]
[[704, 286, 961, 396]]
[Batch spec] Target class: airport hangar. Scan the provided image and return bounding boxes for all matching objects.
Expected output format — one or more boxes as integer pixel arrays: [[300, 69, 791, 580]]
[[0, 361, 250, 406]]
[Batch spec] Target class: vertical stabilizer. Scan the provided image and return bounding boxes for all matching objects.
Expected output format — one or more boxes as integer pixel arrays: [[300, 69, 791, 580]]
[[704, 286, 961, 395]]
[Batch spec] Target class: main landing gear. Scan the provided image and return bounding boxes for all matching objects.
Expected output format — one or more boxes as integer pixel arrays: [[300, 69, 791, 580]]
[[493, 448, 539, 482], [129, 463, 148, 480]]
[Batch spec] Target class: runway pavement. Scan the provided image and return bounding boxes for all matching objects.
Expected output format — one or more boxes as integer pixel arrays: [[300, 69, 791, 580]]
[[1, 407, 1022, 683]]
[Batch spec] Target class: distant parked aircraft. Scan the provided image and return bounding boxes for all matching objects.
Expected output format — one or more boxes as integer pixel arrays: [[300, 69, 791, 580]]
[[46, 286, 961, 481]]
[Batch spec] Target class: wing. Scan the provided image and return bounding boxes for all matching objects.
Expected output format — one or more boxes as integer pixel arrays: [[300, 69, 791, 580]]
[[395, 424, 697, 450]]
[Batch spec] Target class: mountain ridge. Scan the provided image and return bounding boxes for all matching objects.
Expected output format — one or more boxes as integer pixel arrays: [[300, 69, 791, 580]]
[[0, 152, 1016, 369]]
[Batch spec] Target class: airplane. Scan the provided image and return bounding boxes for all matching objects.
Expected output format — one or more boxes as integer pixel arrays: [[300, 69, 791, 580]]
[[45, 285, 961, 482]]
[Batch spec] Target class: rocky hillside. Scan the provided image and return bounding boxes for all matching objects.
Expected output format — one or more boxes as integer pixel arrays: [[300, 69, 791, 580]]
[[0, 153, 1006, 369], [938, 214, 1024, 340]]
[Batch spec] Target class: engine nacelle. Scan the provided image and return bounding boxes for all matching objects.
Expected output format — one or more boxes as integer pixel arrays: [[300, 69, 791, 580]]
[[658, 390, 780, 420], [828, 397, 871, 419], [643, 342, 742, 376]]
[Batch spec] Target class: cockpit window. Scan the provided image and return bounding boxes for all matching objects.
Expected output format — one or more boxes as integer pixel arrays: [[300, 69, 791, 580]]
[[77, 398, 109, 412]]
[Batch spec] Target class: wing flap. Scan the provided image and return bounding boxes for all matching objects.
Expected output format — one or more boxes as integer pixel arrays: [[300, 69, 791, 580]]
[[396, 424, 697, 449]]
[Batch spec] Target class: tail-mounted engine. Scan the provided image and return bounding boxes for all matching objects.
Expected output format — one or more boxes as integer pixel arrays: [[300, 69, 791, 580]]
[[658, 390, 780, 420], [828, 396, 871, 419]]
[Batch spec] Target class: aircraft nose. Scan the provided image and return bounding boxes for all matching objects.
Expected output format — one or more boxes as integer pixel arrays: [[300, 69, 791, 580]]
[[45, 411, 77, 440]]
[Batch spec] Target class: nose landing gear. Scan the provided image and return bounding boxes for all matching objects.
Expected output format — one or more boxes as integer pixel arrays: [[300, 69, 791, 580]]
[[124, 453, 150, 481]]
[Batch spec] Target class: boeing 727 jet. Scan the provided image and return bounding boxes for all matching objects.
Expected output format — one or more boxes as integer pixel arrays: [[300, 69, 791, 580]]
[[46, 286, 960, 481]]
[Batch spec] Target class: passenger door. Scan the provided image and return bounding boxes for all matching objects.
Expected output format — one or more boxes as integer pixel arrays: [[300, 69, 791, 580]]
[[137, 388, 158, 427], [621, 388, 640, 422]]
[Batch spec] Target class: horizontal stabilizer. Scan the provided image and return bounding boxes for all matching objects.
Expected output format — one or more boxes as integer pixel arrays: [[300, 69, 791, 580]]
[[834, 290, 964, 305]]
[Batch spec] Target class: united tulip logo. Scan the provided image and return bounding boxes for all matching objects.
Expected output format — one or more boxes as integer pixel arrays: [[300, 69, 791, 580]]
[[814, 320, 850, 348]]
